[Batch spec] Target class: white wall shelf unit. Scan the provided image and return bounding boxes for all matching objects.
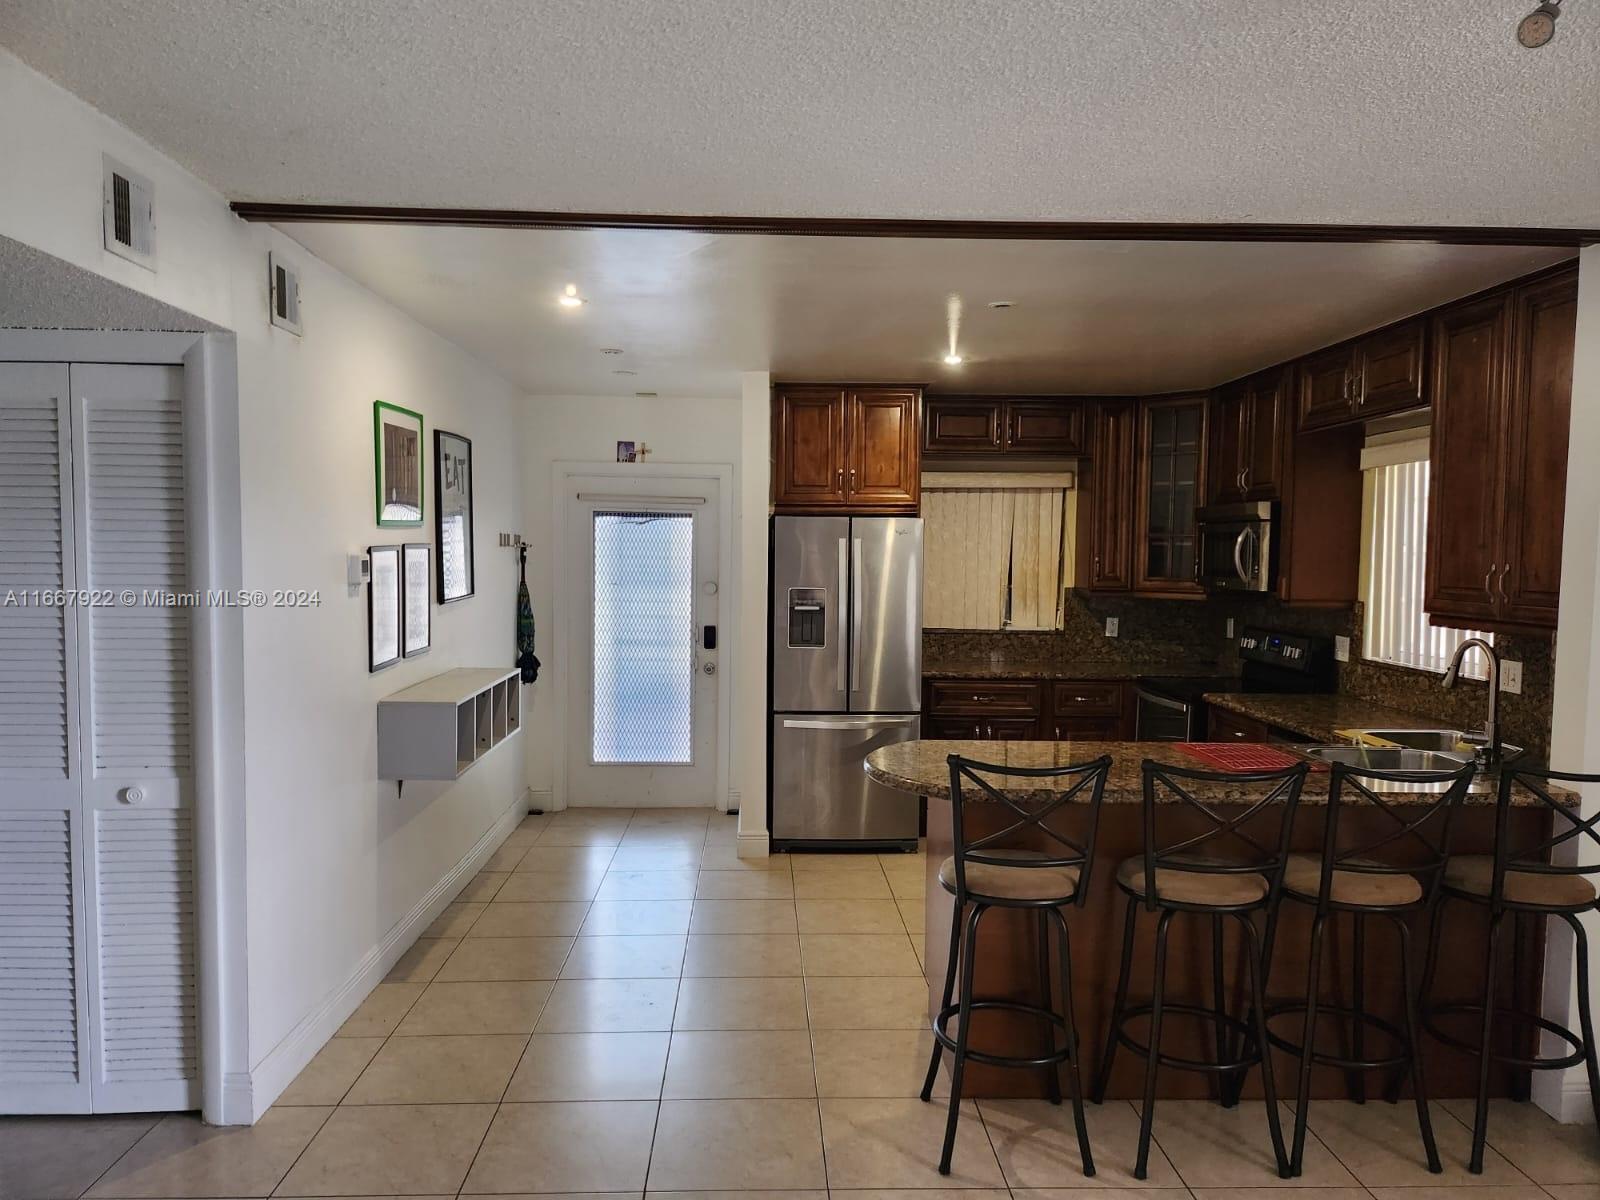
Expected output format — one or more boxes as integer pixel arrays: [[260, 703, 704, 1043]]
[[379, 667, 522, 782]]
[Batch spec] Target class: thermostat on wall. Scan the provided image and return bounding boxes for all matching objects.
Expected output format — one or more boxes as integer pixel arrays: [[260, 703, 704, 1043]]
[[348, 553, 370, 587]]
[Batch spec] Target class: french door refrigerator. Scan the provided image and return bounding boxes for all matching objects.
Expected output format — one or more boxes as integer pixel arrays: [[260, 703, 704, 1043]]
[[770, 515, 922, 849]]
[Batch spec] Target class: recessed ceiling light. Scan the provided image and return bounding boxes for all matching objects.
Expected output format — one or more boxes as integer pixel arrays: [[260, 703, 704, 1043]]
[[987, 300, 1015, 309], [613, 369, 637, 376], [635, 391, 658, 398], [558, 284, 585, 308], [600, 347, 624, 355], [943, 353, 964, 366]]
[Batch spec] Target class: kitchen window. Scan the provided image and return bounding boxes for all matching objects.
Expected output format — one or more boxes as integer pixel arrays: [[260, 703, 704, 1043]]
[[1361, 436, 1490, 680], [922, 473, 1072, 630]]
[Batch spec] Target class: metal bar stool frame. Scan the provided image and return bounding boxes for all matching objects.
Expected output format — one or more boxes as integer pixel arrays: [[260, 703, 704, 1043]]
[[1421, 765, 1600, 1173], [1260, 759, 1475, 1177], [920, 752, 1114, 1178], [1091, 758, 1309, 1181]]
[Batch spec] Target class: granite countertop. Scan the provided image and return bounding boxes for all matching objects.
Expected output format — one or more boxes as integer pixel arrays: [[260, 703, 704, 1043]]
[[924, 654, 1222, 682], [1202, 693, 1461, 744], [865, 739, 1570, 807]]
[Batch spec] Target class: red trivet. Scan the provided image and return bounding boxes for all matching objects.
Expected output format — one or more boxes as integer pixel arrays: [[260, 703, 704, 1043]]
[[1174, 742, 1317, 772]]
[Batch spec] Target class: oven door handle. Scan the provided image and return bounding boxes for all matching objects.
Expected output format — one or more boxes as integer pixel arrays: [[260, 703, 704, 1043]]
[[1136, 689, 1189, 713]]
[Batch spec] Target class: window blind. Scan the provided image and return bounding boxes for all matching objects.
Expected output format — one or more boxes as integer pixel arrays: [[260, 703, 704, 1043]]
[[922, 481, 1070, 630], [1363, 457, 1490, 679]]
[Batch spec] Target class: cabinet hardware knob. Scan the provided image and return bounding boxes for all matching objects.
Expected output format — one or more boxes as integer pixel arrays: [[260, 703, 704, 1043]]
[[849, 468, 856, 489], [836, 468, 843, 488], [1484, 565, 1495, 600], [1497, 563, 1511, 606]]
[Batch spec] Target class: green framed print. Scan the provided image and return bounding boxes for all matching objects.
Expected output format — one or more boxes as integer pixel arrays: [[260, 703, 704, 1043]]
[[374, 401, 425, 526]]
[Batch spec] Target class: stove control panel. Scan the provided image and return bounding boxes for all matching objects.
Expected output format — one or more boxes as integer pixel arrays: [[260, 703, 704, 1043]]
[[1238, 627, 1330, 674]]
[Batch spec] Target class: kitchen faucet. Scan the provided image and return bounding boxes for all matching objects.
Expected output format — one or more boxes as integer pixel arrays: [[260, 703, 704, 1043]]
[[1442, 637, 1502, 763]]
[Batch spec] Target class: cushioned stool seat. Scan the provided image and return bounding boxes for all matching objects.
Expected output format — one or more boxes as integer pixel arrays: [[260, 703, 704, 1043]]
[[1114, 855, 1268, 907], [937, 848, 1080, 902], [1283, 852, 1422, 907], [1444, 854, 1598, 908]]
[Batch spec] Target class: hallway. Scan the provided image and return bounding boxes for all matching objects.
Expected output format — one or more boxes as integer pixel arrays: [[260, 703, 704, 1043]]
[[4, 807, 1600, 1198]]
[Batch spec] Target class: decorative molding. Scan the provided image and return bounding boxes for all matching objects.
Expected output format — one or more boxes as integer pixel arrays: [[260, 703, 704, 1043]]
[[527, 787, 555, 813], [923, 471, 1076, 490], [228, 204, 1599, 248], [218, 1073, 254, 1126], [243, 792, 527, 1121], [736, 829, 770, 859]]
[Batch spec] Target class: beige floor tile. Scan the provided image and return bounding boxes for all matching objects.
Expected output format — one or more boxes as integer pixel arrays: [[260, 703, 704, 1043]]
[[464, 1101, 657, 1193], [980, 1097, 1181, 1190], [0, 1115, 159, 1200], [1366, 1188, 1549, 1200], [468, 900, 590, 937], [1541, 1188, 1600, 1200], [820, 1097, 1005, 1189], [582, 899, 694, 935], [275, 1036, 384, 1105], [794, 871, 895, 899], [515, 844, 618, 872], [797, 898, 906, 934], [1440, 1096, 1600, 1185], [674, 976, 810, 1030], [538, 824, 627, 846], [1148, 1100, 1354, 1187], [424, 901, 486, 938], [395, 979, 554, 1035], [1306, 1097, 1526, 1185], [897, 898, 926, 934], [561, 934, 688, 978], [683, 933, 802, 976], [882, 862, 930, 899], [87, 1107, 330, 1198], [497, 827, 546, 850], [1192, 1192, 1366, 1200], [504, 1031, 671, 1100], [663, 1030, 818, 1098], [483, 842, 530, 872], [342, 1033, 525, 1104], [611, 843, 705, 871], [495, 868, 605, 902], [435, 935, 574, 980], [833, 1192, 1009, 1200], [458, 869, 511, 902], [336, 981, 425, 1037], [383, 936, 459, 982], [597, 869, 701, 900], [812, 1029, 942, 1097], [536, 977, 680, 1031], [650, 1193, 825, 1200], [699, 843, 792, 871], [689, 899, 798, 934], [807, 976, 929, 1029], [696, 870, 796, 899], [648, 1098, 827, 1190], [791, 854, 888, 873], [801, 933, 924, 977], [275, 1103, 493, 1196], [911, 933, 926, 967], [465, 1195, 635, 1200]]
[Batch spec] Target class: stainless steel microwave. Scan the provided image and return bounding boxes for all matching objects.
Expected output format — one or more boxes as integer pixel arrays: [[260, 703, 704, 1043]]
[[1195, 501, 1275, 593]]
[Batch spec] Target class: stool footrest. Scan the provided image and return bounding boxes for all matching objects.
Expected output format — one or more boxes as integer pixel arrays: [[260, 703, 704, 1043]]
[[932, 999, 1078, 1071], [1264, 1001, 1410, 1072], [1110, 1001, 1261, 1076], [1424, 1002, 1586, 1071]]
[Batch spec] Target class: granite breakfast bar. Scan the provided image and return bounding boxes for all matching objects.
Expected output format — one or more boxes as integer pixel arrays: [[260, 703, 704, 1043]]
[[865, 738, 1558, 1101]]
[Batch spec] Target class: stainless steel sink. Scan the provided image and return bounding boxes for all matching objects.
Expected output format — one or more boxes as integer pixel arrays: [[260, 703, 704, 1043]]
[[1302, 745, 1473, 771], [1345, 728, 1523, 761]]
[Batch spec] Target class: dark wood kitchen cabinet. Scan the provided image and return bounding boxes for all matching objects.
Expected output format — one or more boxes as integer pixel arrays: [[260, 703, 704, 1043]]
[[924, 677, 1132, 741], [1425, 267, 1577, 632], [1206, 706, 1270, 743], [1297, 318, 1427, 431], [1133, 393, 1207, 596], [772, 385, 921, 511], [923, 396, 1084, 456], [1208, 367, 1287, 505], [1076, 400, 1138, 591]]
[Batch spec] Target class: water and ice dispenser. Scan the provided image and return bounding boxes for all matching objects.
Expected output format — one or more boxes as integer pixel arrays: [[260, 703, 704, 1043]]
[[787, 588, 827, 647]]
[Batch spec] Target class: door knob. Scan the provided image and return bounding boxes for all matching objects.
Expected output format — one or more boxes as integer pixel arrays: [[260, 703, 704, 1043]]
[[701, 662, 716, 676]]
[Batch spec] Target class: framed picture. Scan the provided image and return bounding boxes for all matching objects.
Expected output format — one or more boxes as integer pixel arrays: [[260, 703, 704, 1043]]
[[402, 543, 432, 658], [368, 545, 401, 672], [434, 429, 475, 602], [374, 401, 424, 526], [616, 440, 637, 463]]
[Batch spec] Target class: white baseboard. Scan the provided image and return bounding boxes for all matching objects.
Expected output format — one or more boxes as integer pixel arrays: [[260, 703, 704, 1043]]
[[217, 1072, 254, 1126], [242, 792, 528, 1122], [527, 787, 553, 813], [737, 829, 770, 859], [1536, 1073, 1598, 1124]]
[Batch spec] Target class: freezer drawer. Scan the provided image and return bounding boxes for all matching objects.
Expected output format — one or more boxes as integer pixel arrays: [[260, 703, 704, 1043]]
[[771, 713, 920, 846]]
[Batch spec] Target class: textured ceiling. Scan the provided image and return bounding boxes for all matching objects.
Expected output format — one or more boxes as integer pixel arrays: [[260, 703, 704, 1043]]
[[1, 0, 1597, 228], [281, 223, 1568, 396]]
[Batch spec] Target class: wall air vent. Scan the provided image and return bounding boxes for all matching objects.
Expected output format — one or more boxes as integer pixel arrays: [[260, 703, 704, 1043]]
[[268, 252, 303, 335], [102, 155, 155, 268]]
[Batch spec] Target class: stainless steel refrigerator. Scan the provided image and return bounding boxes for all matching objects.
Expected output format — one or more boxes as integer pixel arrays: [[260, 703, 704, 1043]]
[[770, 515, 922, 849]]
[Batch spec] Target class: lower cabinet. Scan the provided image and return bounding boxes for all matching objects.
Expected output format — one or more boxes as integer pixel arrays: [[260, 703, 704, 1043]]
[[1205, 706, 1271, 743], [925, 678, 1131, 741]]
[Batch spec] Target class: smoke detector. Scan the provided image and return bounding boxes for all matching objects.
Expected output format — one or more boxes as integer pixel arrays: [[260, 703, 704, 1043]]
[[268, 252, 303, 335], [102, 155, 155, 269]]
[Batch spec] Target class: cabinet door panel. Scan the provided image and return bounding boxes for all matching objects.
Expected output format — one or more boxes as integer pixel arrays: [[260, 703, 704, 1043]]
[[1079, 402, 1136, 591], [774, 388, 847, 507], [1355, 320, 1427, 418], [1297, 346, 1355, 431], [1134, 394, 1206, 596], [1500, 272, 1577, 628], [1242, 368, 1286, 500], [1005, 400, 1084, 454], [1206, 383, 1247, 505], [1206, 707, 1269, 743], [847, 389, 919, 508], [923, 399, 999, 453], [1424, 295, 1509, 628]]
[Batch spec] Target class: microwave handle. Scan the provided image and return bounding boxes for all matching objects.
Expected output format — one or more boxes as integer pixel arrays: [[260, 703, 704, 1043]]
[[1233, 527, 1252, 585]]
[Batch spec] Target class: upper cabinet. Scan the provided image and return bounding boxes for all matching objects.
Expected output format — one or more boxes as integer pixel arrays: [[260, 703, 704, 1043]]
[[923, 396, 1085, 456], [1425, 267, 1577, 632], [1133, 393, 1208, 596], [772, 385, 921, 511], [1207, 367, 1286, 505], [1297, 317, 1427, 431], [1076, 400, 1138, 592]]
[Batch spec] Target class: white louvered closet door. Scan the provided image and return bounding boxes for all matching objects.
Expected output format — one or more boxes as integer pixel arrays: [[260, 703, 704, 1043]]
[[0, 365, 92, 1112], [69, 364, 199, 1113]]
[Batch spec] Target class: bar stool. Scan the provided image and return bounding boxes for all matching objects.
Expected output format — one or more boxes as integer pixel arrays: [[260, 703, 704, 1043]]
[[1422, 765, 1600, 1174], [920, 751, 1114, 1177], [1091, 758, 1308, 1181], [1263, 759, 1475, 1177]]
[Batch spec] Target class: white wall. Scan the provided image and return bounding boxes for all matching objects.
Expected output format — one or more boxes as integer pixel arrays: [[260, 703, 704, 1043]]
[[1, 49, 528, 1118]]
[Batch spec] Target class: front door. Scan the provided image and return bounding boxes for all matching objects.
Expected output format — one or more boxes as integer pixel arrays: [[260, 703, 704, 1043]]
[[565, 480, 720, 807]]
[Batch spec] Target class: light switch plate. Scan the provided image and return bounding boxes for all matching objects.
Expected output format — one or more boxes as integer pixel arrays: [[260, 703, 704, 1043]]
[[1334, 635, 1351, 663], [1501, 659, 1523, 695], [1225, 618, 1235, 639], [1105, 616, 1119, 638]]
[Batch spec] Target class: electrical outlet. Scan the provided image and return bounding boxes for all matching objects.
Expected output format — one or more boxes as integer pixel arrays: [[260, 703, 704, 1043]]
[[1334, 635, 1350, 663], [1501, 659, 1523, 695], [1105, 616, 1119, 638], [1225, 618, 1235, 639]]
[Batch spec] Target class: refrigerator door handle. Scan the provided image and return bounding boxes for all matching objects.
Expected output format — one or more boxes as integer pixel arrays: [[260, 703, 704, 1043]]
[[781, 716, 918, 731], [836, 536, 849, 687], [851, 536, 863, 691]]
